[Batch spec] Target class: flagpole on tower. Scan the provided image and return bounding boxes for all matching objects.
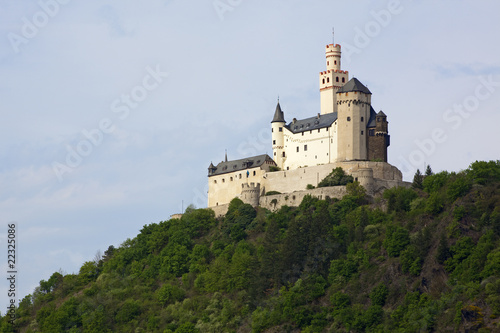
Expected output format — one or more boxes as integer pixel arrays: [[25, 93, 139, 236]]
[[332, 27, 335, 45]]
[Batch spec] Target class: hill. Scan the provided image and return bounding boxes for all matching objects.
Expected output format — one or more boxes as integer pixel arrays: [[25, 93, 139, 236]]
[[2, 161, 500, 332]]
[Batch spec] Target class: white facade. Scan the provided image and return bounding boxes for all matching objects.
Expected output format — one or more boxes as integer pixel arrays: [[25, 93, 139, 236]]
[[278, 121, 338, 170]]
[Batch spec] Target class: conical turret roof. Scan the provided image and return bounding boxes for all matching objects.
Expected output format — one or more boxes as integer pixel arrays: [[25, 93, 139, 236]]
[[271, 102, 285, 123]]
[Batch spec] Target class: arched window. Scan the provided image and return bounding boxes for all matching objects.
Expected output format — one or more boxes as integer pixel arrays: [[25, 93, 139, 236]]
[[334, 60, 337, 65], [322, 78, 325, 84], [342, 77, 345, 83], [336, 76, 339, 82], [327, 77, 330, 83]]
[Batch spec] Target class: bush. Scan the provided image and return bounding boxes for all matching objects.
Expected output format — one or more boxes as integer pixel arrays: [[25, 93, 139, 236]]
[[370, 284, 389, 306], [383, 187, 418, 213], [306, 184, 315, 190], [269, 166, 281, 172], [331, 292, 351, 310], [157, 284, 186, 306], [265, 191, 281, 196], [318, 167, 353, 187], [384, 226, 410, 257]]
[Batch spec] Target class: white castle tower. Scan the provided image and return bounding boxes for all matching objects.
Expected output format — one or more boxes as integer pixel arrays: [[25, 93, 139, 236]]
[[271, 101, 286, 169], [336, 78, 372, 161], [319, 44, 349, 115]]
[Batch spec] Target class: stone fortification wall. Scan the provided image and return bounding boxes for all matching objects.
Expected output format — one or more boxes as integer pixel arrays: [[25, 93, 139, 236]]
[[209, 203, 230, 218], [262, 161, 402, 194], [259, 186, 347, 212]]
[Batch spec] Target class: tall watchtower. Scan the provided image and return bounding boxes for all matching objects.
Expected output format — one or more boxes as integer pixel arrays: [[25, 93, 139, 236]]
[[319, 44, 349, 115], [336, 78, 372, 161]]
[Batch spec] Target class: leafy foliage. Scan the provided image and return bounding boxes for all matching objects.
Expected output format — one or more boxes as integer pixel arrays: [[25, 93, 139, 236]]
[[318, 167, 354, 187], [4, 160, 500, 332]]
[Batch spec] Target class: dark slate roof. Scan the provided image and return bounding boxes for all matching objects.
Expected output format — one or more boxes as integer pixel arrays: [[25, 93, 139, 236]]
[[208, 154, 275, 177], [367, 106, 377, 128], [286, 112, 338, 134], [271, 102, 285, 123], [337, 77, 372, 94], [377, 110, 387, 117]]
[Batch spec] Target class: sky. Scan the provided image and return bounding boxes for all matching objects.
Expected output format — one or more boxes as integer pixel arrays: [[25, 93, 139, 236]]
[[1, 0, 499, 312]]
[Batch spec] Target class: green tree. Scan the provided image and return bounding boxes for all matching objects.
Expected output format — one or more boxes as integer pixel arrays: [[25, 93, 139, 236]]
[[384, 226, 410, 257], [412, 169, 424, 189]]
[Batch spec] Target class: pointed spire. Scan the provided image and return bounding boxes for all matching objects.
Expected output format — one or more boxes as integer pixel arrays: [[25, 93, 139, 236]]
[[225, 149, 227, 162], [271, 99, 285, 123]]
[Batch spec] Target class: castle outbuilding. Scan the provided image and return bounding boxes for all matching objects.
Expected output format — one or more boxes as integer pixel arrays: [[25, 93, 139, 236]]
[[207, 41, 406, 215]]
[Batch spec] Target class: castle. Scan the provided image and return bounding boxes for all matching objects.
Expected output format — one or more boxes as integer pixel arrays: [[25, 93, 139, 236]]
[[207, 42, 407, 215]]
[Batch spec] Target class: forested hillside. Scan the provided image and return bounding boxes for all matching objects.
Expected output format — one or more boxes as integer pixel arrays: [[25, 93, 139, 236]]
[[3, 161, 500, 332]]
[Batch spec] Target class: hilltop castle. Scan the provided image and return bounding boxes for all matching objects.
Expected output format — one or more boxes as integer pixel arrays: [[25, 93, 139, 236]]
[[207, 42, 407, 215]]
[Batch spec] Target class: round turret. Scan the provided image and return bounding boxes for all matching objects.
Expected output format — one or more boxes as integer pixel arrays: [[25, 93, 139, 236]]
[[326, 44, 341, 71], [271, 101, 286, 169]]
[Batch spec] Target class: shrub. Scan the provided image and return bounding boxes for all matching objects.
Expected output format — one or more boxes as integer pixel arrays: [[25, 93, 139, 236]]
[[157, 284, 186, 306], [265, 190, 281, 196], [269, 166, 281, 172], [384, 226, 410, 257], [383, 187, 418, 213], [318, 167, 353, 187], [306, 184, 315, 190], [370, 284, 389, 306]]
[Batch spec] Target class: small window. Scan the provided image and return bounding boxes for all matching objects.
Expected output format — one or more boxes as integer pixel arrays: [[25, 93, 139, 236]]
[[279, 127, 282, 132], [342, 77, 345, 83], [336, 76, 339, 82], [274, 152, 276, 156], [296, 147, 299, 152], [304, 145, 308, 151], [302, 132, 304, 136], [327, 77, 330, 83], [377, 118, 381, 122], [282, 152, 285, 157], [361, 131, 364, 135], [253, 171, 256, 176], [239, 174, 242, 179], [361, 117, 364, 122], [327, 61, 329, 66], [334, 60, 337, 65], [273, 140, 276, 144], [230, 177, 233, 181], [369, 129, 375, 136], [318, 129, 320, 133], [272, 128, 273, 132], [222, 179, 225, 183], [322, 78, 325, 84], [287, 167, 290, 170], [347, 116, 351, 121], [214, 180, 217, 184]]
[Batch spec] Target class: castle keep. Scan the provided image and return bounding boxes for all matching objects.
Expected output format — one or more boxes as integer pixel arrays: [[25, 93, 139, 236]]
[[207, 42, 406, 214]]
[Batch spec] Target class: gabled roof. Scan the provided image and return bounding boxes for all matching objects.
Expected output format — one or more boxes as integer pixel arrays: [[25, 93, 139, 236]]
[[271, 102, 286, 123], [208, 154, 275, 177], [337, 77, 372, 95], [286, 112, 338, 134], [377, 110, 387, 117]]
